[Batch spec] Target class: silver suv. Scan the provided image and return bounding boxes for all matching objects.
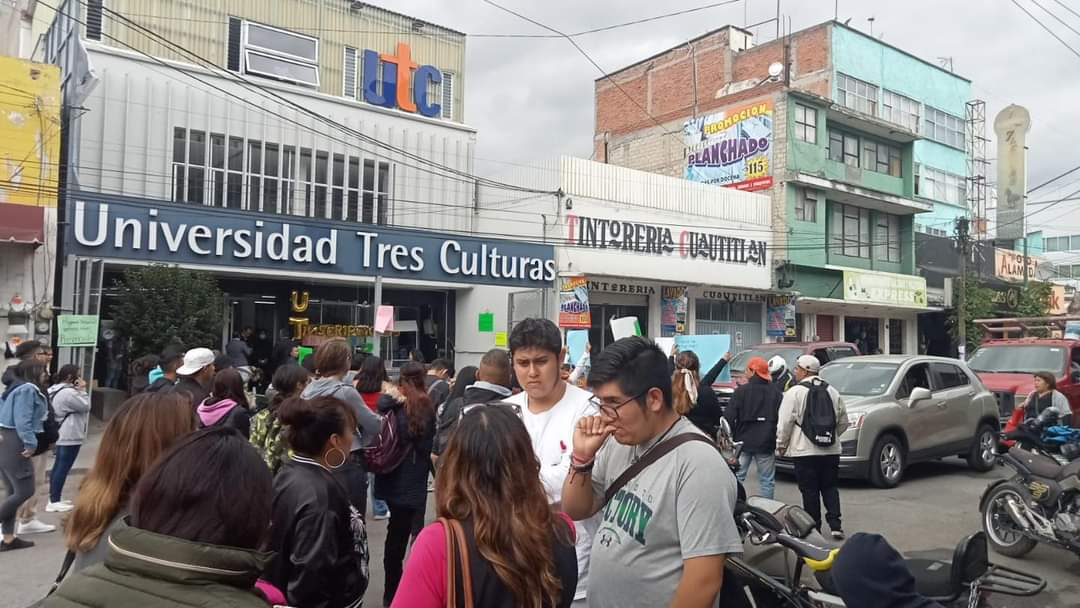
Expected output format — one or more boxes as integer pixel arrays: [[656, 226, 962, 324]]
[[780, 355, 1000, 488]]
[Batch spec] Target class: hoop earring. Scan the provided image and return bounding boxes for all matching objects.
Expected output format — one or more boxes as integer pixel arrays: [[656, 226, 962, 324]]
[[324, 446, 347, 469]]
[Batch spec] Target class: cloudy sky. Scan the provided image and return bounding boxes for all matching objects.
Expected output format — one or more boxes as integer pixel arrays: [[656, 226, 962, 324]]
[[390, 0, 1080, 231]]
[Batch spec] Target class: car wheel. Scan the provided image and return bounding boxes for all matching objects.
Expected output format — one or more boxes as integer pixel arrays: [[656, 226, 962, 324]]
[[967, 423, 997, 472], [869, 434, 905, 489], [981, 482, 1038, 558]]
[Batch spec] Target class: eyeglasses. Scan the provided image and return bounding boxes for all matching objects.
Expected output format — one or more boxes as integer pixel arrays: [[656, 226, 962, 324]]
[[588, 391, 647, 420], [460, 401, 523, 421]]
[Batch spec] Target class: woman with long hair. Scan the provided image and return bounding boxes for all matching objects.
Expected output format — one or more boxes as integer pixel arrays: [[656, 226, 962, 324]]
[[64, 392, 195, 572], [47, 427, 276, 607], [670, 347, 732, 437], [196, 368, 252, 438], [250, 363, 310, 473], [46, 364, 92, 511], [266, 396, 368, 608], [353, 355, 391, 520], [0, 360, 50, 551], [375, 361, 437, 605], [392, 404, 578, 608]]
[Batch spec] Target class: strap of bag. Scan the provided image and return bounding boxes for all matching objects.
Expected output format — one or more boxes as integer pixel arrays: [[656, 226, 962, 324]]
[[603, 433, 714, 507], [46, 550, 77, 596], [440, 517, 474, 608]]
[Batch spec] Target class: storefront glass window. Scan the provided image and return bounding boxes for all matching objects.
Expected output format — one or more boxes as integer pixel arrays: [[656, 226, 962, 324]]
[[695, 299, 762, 348]]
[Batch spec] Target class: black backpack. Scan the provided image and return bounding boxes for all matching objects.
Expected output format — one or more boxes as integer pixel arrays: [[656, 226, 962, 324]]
[[798, 378, 838, 447]]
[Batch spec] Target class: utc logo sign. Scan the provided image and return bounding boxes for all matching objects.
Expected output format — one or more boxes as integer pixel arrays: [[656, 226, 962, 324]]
[[362, 42, 443, 118]]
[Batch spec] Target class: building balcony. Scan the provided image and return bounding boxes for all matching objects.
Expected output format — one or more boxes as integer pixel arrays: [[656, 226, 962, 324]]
[[791, 171, 932, 216]]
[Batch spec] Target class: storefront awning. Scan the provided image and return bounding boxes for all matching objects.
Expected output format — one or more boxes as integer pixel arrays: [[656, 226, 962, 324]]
[[796, 296, 943, 316], [0, 203, 45, 245]]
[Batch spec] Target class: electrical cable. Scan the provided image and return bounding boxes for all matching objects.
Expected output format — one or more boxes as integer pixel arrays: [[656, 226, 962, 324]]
[[1030, 0, 1080, 37], [1027, 163, 1080, 194], [1010, 0, 1080, 60], [1050, 0, 1080, 20]]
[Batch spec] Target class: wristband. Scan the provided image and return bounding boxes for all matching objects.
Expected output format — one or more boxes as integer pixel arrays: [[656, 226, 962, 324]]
[[571, 453, 594, 465], [570, 459, 594, 474]]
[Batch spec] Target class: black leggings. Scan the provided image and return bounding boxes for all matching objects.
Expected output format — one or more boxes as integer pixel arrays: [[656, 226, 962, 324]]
[[0, 429, 34, 536], [383, 505, 421, 604]]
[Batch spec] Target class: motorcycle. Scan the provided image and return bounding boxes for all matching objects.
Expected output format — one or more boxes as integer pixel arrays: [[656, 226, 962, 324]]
[[714, 420, 1044, 607], [980, 431, 1080, 559]]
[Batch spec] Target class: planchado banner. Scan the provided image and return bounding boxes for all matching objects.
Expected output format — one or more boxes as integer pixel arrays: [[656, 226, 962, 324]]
[[683, 100, 774, 192], [558, 275, 592, 329]]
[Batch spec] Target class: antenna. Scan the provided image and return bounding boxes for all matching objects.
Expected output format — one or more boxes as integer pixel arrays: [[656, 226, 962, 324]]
[[868, 16, 875, 37]]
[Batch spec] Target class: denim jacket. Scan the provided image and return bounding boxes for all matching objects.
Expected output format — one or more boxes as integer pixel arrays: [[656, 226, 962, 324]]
[[0, 380, 48, 450]]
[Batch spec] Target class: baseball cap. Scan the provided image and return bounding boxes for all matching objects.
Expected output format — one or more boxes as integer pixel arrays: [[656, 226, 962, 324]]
[[796, 354, 821, 374], [746, 356, 771, 381], [177, 347, 215, 376]]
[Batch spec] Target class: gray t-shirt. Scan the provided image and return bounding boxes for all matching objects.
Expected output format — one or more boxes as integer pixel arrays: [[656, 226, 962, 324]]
[[587, 416, 743, 608]]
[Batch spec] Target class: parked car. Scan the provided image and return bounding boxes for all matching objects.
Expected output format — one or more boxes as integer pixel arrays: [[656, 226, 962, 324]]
[[776, 355, 1001, 488], [965, 338, 1080, 424], [717, 341, 860, 411]]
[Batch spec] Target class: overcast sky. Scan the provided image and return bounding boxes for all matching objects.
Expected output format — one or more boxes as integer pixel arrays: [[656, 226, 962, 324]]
[[389, 0, 1080, 232]]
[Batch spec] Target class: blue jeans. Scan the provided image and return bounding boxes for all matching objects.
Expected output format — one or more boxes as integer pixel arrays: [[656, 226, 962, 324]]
[[736, 450, 776, 500], [50, 445, 81, 503], [369, 473, 389, 516]]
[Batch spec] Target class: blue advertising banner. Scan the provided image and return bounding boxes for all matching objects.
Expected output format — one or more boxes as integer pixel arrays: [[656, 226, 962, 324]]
[[683, 100, 774, 192], [65, 192, 556, 288]]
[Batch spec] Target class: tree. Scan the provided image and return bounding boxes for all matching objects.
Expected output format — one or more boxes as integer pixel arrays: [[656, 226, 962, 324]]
[[1016, 281, 1053, 318], [111, 265, 224, 358], [947, 274, 995, 353]]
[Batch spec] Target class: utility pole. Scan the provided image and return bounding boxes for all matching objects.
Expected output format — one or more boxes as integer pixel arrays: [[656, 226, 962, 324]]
[[955, 217, 971, 359]]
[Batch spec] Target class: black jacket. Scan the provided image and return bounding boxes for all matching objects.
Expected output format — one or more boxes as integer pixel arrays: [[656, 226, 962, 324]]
[[143, 376, 175, 393], [167, 376, 210, 410], [830, 532, 944, 608], [670, 357, 729, 437], [724, 375, 782, 453], [266, 458, 367, 608], [373, 386, 436, 510], [433, 382, 513, 456]]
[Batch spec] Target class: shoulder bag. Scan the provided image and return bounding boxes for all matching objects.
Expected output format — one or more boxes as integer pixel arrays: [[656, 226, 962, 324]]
[[603, 433, 715, 507], [441, 517, 474, 608]]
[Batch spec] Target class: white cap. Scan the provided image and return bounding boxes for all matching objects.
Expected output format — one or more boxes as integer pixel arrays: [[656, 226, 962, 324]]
[[796, 354, 821, 373], [768, 355, 787, 374], [177, 347, 215, 376]]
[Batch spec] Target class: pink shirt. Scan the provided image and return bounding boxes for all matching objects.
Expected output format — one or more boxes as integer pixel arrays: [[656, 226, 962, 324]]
[[390, 513, 577, 608]]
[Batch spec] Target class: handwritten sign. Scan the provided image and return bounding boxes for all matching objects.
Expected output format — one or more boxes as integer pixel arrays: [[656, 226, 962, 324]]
[[56, 315, 99, 347], [375, 306, 394, 334], [567, 330, 589, 364], [674, 334, 732, 383]]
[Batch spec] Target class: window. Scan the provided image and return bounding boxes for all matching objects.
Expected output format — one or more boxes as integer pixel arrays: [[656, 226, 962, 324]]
[[85, 0, 104, 41], [836, 73, 879, 116], [796, 188, 818, 222], [794, 103, 817, 143], [1072, 235, 1080, 250], [915, 166, 966, 206], [897, 363, 933, 398], [343, 46, 358, 99], [924, 106, 964, 149], [861, 139, 902, 177], [881, 90, 920, 132], [170, 128, 394, 223], [930, 363, 970, 389], [230, 21, 320, 87], [441, 71, 455, 121], [874, 213, 901, 262], [830, 203, 871, 258]]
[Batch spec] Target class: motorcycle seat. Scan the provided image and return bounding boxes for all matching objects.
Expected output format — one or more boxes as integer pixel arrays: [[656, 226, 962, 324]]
[[1056, 459, 1080, 481], [1010, 446, 1063, 479]]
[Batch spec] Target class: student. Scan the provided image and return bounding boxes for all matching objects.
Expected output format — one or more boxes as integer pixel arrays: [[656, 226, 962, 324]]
[[168, 348, 216, 408], [375, 362, 437, 606], [433, 352, 511, 458], [64, 393, 196, 573], [506, 318, 598, 607], [392, 405, 578, 608], [144, 350, 183, 393], [47, 427, 275, 607], [561, 337, 742, 608], [301, 337, 384, 513], [266, 396, 368, 608], [0, 360, 51, 548], [353, 355, 390, 520], [226, 327, 254, 367], [250, 363, 310, 474], [47, 365, 92, 511], [196, 368, 252, 438], [425, 358, 453, 408], [776, 355, 849, 540], [670, 346, 732, 438], [723, 356, 782, 499]]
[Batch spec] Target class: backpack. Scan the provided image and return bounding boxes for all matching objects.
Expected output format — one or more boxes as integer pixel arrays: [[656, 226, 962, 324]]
[[797, 378, 838, 448], [249, 409, 287, 473], [361, 407, 412, 474]]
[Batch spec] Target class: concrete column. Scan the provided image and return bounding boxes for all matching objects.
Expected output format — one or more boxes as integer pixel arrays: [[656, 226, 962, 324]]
[[879, 317, 889, 354]]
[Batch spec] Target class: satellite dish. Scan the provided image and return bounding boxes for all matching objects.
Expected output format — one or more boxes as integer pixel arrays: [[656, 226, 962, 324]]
[[767, 62, 784, 79]]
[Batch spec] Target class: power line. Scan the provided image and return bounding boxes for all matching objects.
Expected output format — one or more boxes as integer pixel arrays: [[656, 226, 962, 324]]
[[1010, 0, 1080, 60], [1030, 0, 1080, 37], [1027, 163, 1080, 194], [1050, 0, 1080, 21]]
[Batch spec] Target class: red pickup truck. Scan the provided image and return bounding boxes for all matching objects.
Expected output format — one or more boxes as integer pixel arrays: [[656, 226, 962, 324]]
[[966, 337, 1080, 423], [715, 341, 860, 410]]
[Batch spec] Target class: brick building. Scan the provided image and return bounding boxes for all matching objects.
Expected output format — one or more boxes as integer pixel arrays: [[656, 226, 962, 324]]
[[594, 21, 973, 355]]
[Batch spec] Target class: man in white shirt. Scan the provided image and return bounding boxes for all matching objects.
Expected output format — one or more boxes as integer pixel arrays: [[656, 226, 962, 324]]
[[506, 318, 598, 607]]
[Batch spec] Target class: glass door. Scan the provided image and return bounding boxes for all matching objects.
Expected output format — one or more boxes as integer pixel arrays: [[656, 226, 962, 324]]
[[588, 304, 650, 352]]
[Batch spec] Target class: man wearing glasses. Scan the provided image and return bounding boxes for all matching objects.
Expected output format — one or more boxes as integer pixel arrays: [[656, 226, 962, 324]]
[[562, 337, 741, 608], [505, 318, 599, 608]]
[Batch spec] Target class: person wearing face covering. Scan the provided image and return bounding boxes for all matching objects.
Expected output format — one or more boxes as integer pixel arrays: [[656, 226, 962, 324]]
[[831, 533, 945, 608], [670, 347, 733, 438]]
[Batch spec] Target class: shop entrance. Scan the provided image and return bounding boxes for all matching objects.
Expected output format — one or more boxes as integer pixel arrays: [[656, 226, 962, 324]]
[[589, 304, 650, 352], [845, 316, 880, 354]]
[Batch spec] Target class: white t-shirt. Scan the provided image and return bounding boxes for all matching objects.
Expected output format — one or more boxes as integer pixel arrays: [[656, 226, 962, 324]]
[[508, 383, 599, 601]]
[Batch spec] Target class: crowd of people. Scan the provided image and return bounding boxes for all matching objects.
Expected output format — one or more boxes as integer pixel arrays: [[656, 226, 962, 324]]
[[3, 320, 1039, 607]]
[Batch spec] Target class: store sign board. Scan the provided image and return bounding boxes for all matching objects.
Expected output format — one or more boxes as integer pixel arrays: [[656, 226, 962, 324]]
[[362, 42, 443, 118], [566, 214, 768, 267], [683, 100, 774, 192], [843, 271, 927, 307], [994, 248, 1040, 283], [66, 195, 556, 288], [766, 295, 797, 338], [660, 286, 688, 337], [56, 315, 99, 347], [994, 105, 1031, 241], [558, 275, 592, 329]]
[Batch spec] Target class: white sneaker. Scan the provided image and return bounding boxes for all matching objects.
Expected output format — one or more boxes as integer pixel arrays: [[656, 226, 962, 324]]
[[46, 501, 74, 513], [17, 519, 56, 535]]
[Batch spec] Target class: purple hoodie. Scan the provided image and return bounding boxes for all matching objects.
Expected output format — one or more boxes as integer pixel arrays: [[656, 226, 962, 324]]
[[197, 398, 240, 427]]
